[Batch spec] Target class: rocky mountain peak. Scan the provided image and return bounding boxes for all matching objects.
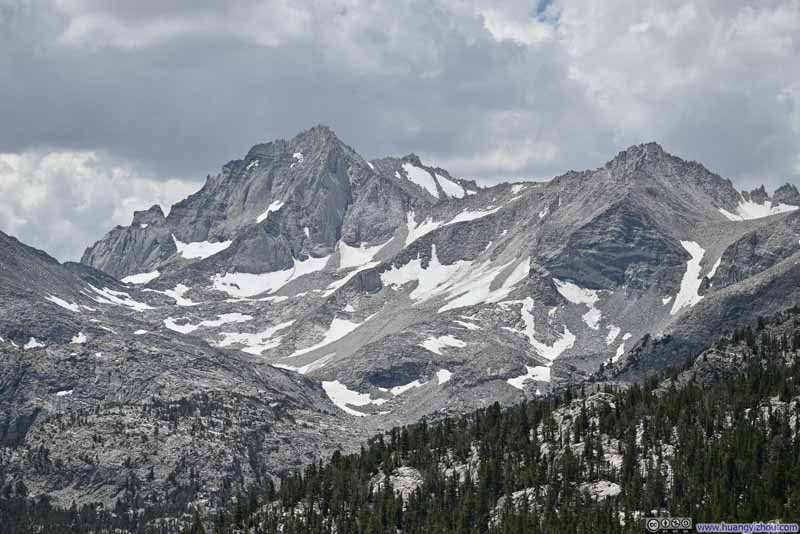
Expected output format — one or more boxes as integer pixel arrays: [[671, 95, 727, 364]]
[[401, 153, 424, 167], [774, 183, 800, 205], [131, 204, 166, 226], [606, 142, 668, 170], [742, 185, 769, 204]]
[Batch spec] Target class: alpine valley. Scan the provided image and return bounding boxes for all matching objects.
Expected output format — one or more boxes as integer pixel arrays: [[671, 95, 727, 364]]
[[3, 125, 800, 532]]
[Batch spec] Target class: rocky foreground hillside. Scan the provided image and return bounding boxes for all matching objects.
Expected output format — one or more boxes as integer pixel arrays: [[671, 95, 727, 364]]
[[7, 307, 800, 533], [2, 126, 800, 530]]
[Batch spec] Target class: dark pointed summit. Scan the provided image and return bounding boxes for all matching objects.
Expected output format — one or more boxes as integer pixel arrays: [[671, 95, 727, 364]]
[[774, 183, 800, 205], [131, 205, 166, 226]]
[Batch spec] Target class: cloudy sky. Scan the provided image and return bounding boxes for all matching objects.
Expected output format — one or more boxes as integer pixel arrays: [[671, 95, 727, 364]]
[[1, 0, 799, 260]]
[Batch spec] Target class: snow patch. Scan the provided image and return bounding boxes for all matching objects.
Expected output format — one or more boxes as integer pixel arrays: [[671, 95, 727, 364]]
[[290, 314, 375, 357], [453, 319, 481, 331], [718, 198, 798, 221], [707, 257, 722, 280], [436, 369, 453, 384], [553, 278, 602, 330], [390, 379, 425, 396], [507, 365, 551, 389], [256, 200, 285, 223], [212, 255, 331, 298], [382, 246, 525, 313], [163, 284, 197, 306], [613, 343, 626, 362], [323, 261, 379, 297], [164, 313, 253, 334], [290, 151, 304, 168], [70, 332, 87, 344], [134, 330, 147, 335], [273, 352, 336, 375], [321, 380, 386, 417], [338, 239, 389, 270], [217, 320, 295, 355], [401, 163, 439, 198], [24, 337, 45, 350], [670, 241, 705, 315], [121, 270, 160, 284], [55, 389, 74, 397], [502, 297, 575, 361], [445, 206, 502, 225], [405, 211, 443, 246], [87, 285, 151, 311], [173, 235, 232, 259], [421, 335, 466, 355], [436, 173, 465, 198], [45, 295, 80, 313]]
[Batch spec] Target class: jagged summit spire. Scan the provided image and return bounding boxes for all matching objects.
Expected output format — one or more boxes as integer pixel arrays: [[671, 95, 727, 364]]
[[606, 142, 668, 168]]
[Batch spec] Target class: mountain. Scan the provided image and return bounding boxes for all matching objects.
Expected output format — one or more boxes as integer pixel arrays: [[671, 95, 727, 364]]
[[4, 125, 800, 529], [80, 129, 800, 420]]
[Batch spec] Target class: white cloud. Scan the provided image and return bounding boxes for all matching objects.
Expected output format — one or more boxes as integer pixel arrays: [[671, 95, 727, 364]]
[[53, 0, 312, 49], [478, 7, 555, 45], [429, 141, 560, 177], [0, 150, 197, 261]]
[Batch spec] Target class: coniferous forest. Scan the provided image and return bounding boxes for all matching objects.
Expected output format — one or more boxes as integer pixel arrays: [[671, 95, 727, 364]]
[[4, 309, 800, 534]]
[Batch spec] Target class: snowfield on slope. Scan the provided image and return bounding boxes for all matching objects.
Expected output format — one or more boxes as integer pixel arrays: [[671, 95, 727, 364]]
[[173, 235, 233, 259], [121, 270, 160, 284], [381, 245, 529, 313], [401, 163, 439, 198], [718, 198, 797, 221], [290, 314, 376, 357], [212, 255, 331, 298], [553, 278, 602, 330], [321, 380, 387, 417], [670, 241, 706, 315]]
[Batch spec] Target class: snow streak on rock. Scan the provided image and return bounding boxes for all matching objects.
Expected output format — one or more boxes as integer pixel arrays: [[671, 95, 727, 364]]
[[121, 271, 160, 284], [502, 297, 575, 361], [256, 200, 285, 223], [553, 278, 602, 330], [421, 335, 466, 355], [338, 239, 389, 271], [45, 295, 80, 313], [290, 314, 375, 357], [401, 163, 439, 198], [507, 365, 551, 389], [173, 235, 232, 259], [217, 320, 295, 355], [670, 241, 706, 315], [321, 380, 386, 417]]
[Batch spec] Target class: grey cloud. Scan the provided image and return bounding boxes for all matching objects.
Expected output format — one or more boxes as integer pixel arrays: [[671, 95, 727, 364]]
[[0, 0, 798, 260]]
